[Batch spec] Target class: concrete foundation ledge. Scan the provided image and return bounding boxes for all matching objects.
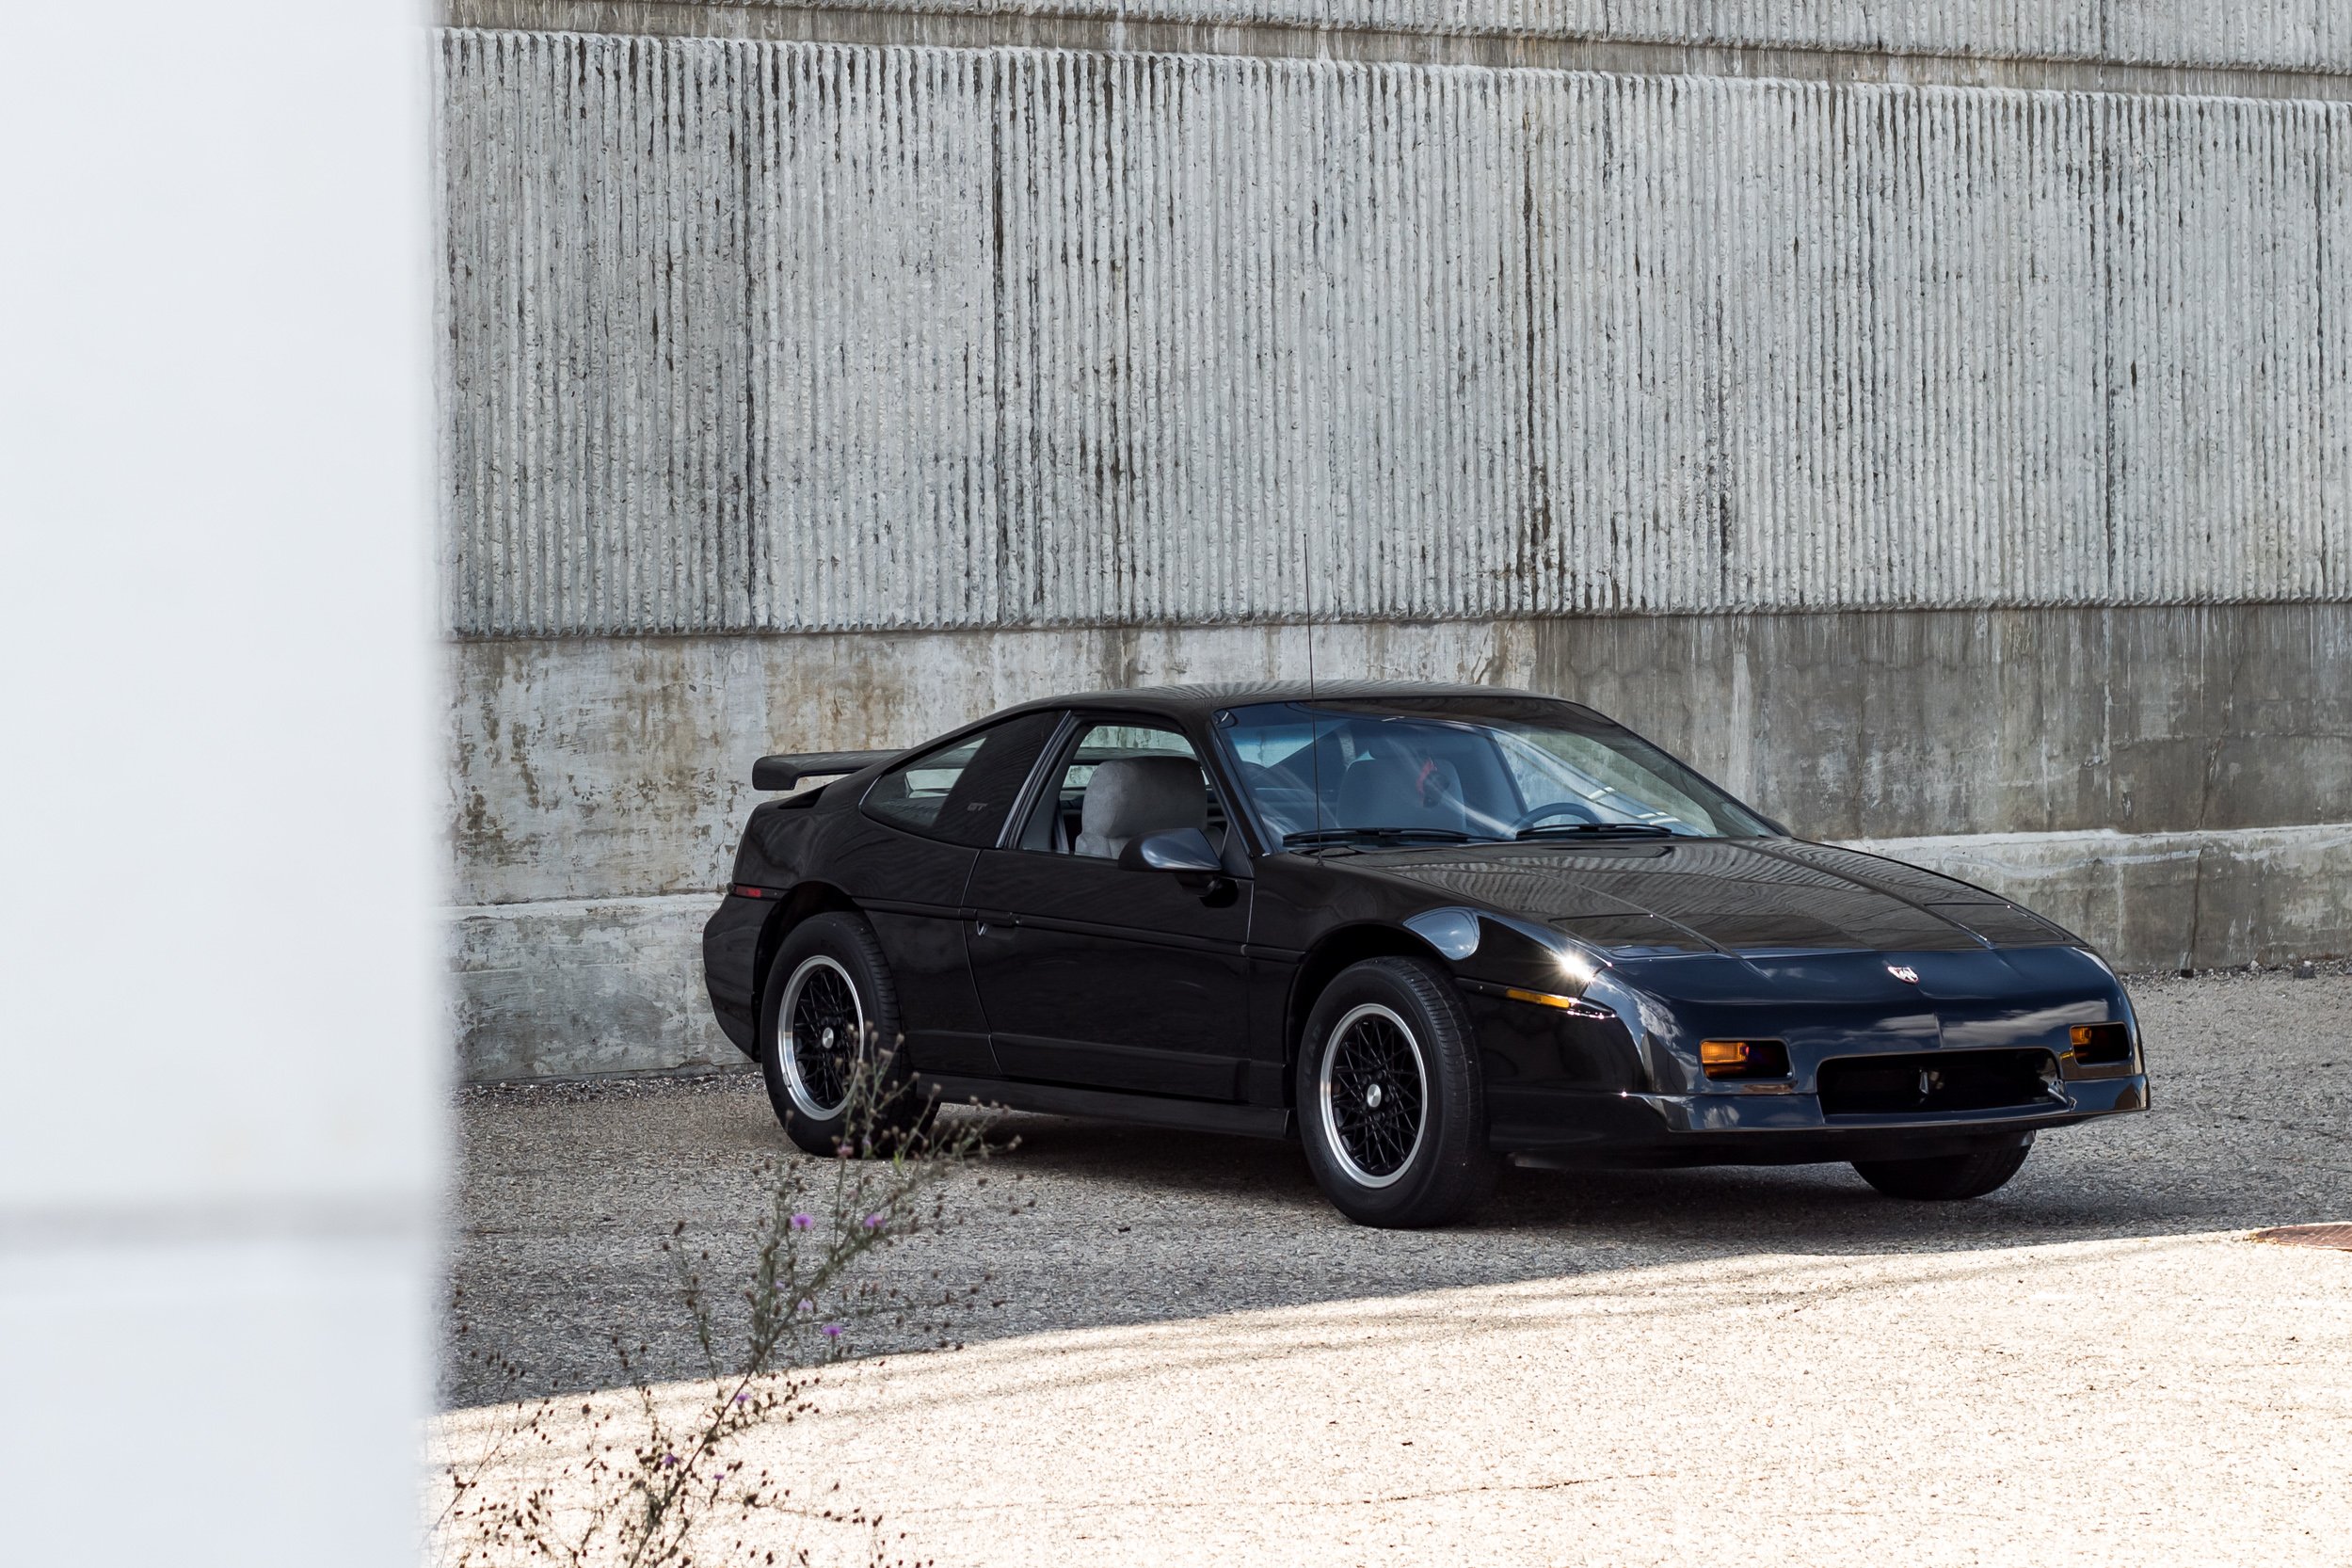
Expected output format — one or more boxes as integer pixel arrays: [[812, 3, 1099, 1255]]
[[447, 893, 734, 1081], [1847, 822, 2352, 977], [448, 824, 2352, 1080]]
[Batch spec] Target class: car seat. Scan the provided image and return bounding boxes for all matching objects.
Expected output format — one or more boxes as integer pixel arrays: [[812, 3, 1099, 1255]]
[[1334, 744, 1467, 835], [1074, 756, 1210, 858]]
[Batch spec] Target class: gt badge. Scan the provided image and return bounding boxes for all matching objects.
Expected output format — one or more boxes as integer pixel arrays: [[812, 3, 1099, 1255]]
[[1887, 965, 1920, 984]]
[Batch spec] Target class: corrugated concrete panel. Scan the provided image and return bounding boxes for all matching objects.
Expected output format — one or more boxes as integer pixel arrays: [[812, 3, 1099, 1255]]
[[444, 0, 2352, 104], [689, 1, 2352, 76], [445, 821, 2352, 1080], [439, 34, 2352, 635], [445, 602, 2352, 905]]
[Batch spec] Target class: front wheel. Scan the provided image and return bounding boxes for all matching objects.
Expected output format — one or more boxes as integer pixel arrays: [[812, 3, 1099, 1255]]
[[1852, 1137, 2032, 1200], [759, 912, 931, 1158], [1297, 957, 1498, 1228]]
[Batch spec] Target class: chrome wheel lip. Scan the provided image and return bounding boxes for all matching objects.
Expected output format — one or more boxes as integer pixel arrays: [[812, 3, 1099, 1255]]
[[1317, 1001, 1429, 1190], [777, 954, 860, 1121]]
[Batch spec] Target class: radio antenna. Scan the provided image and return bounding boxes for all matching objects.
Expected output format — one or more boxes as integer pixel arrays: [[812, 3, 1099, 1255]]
[[1304, 507, 1324, 832], [1303, 516, 1319, 698]]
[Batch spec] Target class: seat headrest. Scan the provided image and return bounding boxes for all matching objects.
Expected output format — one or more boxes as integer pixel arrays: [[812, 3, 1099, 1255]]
[[1336, 752, 1465, 833], [1075, 756, 1208, 858]]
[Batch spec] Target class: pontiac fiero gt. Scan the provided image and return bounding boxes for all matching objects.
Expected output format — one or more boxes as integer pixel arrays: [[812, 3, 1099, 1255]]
[[702, 685, 2147, 1227]]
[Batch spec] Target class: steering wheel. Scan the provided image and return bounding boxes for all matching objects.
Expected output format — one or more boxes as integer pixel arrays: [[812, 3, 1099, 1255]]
[[1511, 800, 1603, 832]]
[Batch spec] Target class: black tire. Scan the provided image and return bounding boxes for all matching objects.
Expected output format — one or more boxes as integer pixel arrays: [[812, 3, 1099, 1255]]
[[758, 912, 932, 1158], [1296, 956, 1498, 1228], [1852, 1137, 2032, 1201]]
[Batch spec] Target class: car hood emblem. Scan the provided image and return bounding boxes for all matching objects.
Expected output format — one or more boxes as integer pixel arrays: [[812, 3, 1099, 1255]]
[[1887, 965, 1920, 984]]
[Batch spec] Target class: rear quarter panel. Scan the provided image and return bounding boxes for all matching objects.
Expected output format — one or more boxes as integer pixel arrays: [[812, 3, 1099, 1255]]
[[700, 792, 835, 1053]]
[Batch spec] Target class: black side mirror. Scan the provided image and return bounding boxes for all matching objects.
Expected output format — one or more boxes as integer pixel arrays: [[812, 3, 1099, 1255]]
[[1117, 827, 1224, 873]]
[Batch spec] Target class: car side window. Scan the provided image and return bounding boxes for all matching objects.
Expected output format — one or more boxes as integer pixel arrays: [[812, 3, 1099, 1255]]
[[1017, 721, 1230, 857], [860, 712, 1063, 847]]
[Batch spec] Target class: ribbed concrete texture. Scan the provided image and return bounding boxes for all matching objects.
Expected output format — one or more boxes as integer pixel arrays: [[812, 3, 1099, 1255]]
[[462, 0, 2352, 76], [439, 33, 2350, 636], [444, 604, 2352, 1080]]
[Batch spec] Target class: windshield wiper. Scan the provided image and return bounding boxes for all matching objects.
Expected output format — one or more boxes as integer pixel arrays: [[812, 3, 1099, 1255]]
[[1284, 827, 1480, 847], [1515, 822, 1676, 840]]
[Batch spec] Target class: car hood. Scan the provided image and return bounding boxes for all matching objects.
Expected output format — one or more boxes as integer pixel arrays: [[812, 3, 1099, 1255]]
[[1350, 837, 2077, 957]]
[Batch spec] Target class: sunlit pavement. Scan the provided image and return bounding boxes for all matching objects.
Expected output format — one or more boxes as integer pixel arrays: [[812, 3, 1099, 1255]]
[[442, 968, 2351, 1564]]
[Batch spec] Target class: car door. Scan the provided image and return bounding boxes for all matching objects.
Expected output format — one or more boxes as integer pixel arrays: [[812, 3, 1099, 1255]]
[[964, 716, 1256, 1101], [838, 710, 1065, 1078]]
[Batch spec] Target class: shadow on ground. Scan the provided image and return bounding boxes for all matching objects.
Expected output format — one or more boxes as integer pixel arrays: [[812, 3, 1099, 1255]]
[[443, 968, 2351, 1407]]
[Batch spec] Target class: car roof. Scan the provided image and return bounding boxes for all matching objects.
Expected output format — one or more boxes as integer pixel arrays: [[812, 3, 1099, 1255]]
[[993, 680, 1563, 725]]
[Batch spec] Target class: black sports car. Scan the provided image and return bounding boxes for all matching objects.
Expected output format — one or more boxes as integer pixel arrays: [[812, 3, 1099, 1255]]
[[702, 684, 2147, 1227]]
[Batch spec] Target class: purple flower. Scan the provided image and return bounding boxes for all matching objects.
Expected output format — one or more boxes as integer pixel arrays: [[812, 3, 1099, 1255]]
[[733, 1392, 750, 1405], [862, 1213, 886, 1230], [790, 1213, 813, 1231], [821, 1323, 843, 1339], [662, 1453, 680, 1468], [796, 1298, 813, 1314]]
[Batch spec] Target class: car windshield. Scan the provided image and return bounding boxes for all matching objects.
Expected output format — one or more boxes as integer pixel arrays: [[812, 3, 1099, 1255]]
[[1215, 696, 1776, 846]]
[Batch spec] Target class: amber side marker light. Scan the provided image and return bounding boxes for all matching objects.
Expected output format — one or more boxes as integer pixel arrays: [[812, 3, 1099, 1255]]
[[1701, 1039, 1790, 1080], [2070, 1022, 2133, 1065], [1503, 987, 1613, 1019]]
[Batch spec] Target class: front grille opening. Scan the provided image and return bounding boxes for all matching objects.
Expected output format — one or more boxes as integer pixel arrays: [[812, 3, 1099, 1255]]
[[1817, 1048, 2061, 1117]]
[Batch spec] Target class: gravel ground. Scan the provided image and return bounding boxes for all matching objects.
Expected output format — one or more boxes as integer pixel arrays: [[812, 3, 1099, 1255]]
[[440, 967, 2352, 1564]]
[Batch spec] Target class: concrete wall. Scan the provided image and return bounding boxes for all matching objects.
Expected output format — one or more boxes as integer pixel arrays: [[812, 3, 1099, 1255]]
[[435, 5, 2352, 1079]]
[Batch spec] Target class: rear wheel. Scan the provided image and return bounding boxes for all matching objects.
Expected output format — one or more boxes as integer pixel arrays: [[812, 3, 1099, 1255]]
[[1852, 1137, 2032, 1200], [1297, 957, 1497, 1228], [759, 913, 931, 1158]]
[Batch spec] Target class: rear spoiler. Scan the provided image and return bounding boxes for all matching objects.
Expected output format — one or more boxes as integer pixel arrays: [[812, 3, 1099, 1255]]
[[750, 750, 897, 792]]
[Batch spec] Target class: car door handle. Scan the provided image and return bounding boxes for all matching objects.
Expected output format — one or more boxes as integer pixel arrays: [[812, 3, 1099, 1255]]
[[1192, 875, 1240, 909]]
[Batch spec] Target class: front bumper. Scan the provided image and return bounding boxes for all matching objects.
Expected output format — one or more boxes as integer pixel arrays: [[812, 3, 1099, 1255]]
[[1643, 1069, 2147, 1135], [1491, 1072, 2149, 1168]]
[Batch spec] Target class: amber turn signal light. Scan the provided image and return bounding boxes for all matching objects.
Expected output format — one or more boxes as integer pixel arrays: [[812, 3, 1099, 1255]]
[[2069, 1022, 2133, 1065], [1701, 1039, 1790, 1080], [1503, 986, 1611, 1018]]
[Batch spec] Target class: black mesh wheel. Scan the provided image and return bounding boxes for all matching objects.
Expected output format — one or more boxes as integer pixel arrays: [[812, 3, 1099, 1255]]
[[776, 953, 860, 1120], [1296, 956, 1497, 1228], [1317, 1002, 1429, 1188], [758, 912, 931, 1158]]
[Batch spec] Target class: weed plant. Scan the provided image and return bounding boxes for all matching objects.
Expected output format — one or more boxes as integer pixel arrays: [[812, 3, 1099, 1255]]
[[433, 1069, 1018, 1567]]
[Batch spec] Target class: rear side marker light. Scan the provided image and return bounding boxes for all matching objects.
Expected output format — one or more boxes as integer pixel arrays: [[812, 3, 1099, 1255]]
[[2070, 1022, 2133, 1065], [1701, 1039, 1791, 1080], [732, 884, 772, 899]]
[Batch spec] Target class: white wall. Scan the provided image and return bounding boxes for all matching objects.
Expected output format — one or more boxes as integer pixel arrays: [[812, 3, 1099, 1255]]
[[0, 3, 436, 1560]]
